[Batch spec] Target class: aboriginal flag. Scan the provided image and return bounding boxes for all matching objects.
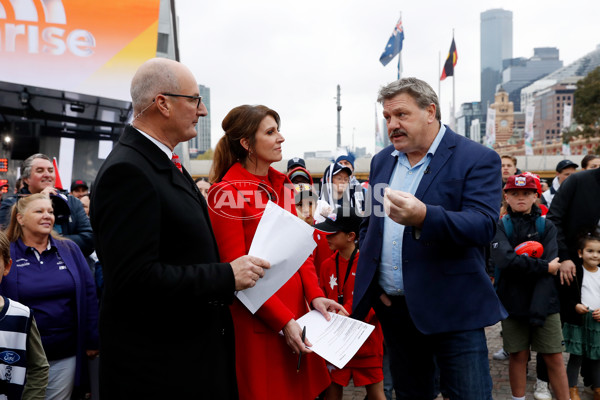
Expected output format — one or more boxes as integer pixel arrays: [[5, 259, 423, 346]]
[[440, 38, 457, 81]]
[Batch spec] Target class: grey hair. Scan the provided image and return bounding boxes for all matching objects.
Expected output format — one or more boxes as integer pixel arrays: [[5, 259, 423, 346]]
[[377, 78, 441, 121], [130, 59, 181, 115], [20, 153, 52, 179]]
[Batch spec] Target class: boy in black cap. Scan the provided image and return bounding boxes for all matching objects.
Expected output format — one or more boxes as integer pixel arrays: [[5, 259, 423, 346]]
[[287, 157, 306, 173], [70, 179, 89, 199], [314, 208, 384, 400], [541, 160, 578, 207]]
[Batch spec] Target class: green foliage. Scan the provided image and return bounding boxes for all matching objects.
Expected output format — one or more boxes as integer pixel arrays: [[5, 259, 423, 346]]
[[574, 66, 600, 134]]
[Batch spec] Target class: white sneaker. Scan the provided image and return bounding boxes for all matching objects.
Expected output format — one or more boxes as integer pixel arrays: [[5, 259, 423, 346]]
[[533, 379, 552, 400], [492, 348, 509, 360]]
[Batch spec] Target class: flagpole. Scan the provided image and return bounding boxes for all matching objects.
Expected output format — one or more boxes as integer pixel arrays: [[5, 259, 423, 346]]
[[452, 29, 455, 130], [397, 11, 402, 80], [438, 51, 441, 108], [398, 52, 402, 80]]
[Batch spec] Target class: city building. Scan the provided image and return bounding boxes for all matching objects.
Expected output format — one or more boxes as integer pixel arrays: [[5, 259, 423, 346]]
[[521, 44, 600, 112], [455, 102, 485, 142], [490, 88, 514, 144], [189, 85, 211, 156], [533, 80, 576, 143], [500, 47, 563, 111], [480, 9, 513, 109]]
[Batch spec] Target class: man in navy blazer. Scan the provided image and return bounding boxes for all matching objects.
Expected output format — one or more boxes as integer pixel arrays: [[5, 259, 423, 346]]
[[353, 78, 507, 399]]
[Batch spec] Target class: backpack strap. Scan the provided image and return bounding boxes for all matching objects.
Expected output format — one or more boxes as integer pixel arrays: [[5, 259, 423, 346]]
[[535, 216, 546, 239], [501, 214, 513, 239], [502, 213, 546, 241]]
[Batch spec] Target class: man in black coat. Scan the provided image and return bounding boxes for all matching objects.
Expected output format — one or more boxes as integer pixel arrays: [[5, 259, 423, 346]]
[[547, 167, 600, 285], [90, 58, 269, 399]]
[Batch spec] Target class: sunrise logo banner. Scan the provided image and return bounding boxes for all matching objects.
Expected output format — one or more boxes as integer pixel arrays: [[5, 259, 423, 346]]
[[0, 0, 160, 101]]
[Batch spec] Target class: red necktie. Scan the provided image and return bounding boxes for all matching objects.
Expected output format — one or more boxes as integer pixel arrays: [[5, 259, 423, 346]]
[[171, 154, 183, 172]]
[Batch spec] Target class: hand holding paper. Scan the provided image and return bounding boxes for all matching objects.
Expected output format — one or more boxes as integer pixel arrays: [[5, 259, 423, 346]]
[[311, 297, 349, 320], [296, 310, 375, 369], [230, 255, 270, 290]]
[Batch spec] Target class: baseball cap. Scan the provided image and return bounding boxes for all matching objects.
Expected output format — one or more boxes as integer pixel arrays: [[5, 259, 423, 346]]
[[71, 179, 88, 192], [287, 166, 313, 185], [503, 174, 538, 193], [314, 207, 362, 235], [324, 162, 352, 179], [287, 157, 306, 171], [335, 154, 355, 170], [556, 159, 578, 172], [521, 171, 543, 197], [50, 193, 71, 224]]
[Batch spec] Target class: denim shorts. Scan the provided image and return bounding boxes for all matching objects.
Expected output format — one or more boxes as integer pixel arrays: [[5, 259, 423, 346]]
[[502, 313, 565, 354]]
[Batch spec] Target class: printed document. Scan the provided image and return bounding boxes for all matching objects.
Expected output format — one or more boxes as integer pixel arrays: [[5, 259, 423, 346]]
[[236, 201, 317, 314], [297, 310, 375, 369]]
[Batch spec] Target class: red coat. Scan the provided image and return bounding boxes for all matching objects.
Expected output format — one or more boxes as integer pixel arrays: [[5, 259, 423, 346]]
[[320, 250, 383, 368], [208, 162, 330, 400], [312, 230, 334, 281]]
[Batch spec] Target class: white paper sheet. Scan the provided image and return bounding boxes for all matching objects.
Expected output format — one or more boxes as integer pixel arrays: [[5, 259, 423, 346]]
[[236, 201, 317, 314], [296, 310, 375, 369]]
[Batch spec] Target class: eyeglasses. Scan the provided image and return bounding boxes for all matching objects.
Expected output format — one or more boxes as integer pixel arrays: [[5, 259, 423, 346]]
[[161, 93, 203, 108]]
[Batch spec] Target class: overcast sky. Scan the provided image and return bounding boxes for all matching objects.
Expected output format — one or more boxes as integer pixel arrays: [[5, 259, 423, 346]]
[[177, 0, 600, 159]]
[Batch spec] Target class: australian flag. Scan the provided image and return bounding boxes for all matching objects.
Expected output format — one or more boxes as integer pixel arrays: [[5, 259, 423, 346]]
[[379, 17, 404, 66]]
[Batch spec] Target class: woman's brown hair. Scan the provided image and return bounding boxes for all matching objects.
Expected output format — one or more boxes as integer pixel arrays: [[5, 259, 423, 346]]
[[209, 105, 280, 184]]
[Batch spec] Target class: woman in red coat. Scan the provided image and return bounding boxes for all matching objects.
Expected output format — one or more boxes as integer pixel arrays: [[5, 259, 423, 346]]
[[207, 105, 346, 400]]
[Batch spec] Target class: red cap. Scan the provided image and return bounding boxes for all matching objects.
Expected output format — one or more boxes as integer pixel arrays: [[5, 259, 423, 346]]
[[503, 174, 538, 194], [521, 171, 542, 197]]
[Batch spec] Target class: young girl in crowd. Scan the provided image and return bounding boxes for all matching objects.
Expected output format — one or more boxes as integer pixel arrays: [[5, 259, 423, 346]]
[[560, 232, 600, 400]]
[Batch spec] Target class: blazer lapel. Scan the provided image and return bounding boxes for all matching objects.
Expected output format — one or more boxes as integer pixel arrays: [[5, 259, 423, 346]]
[[414, 128, 455, 199], [374, 148, 398, 232], [121, 126, 204, 206]]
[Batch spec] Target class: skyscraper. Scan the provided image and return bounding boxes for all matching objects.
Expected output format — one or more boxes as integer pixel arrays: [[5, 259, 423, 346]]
[[480, 9, 513, 109], [190, 84, 211, 155]]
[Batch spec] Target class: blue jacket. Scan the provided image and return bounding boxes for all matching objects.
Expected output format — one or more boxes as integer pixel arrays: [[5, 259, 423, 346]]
[[0, 237, 99, 388], [352, 126, 508, 334], [0, 187, 94, 256]]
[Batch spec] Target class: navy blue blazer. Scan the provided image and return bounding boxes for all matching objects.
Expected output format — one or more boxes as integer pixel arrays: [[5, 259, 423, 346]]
[[353, 126, 508, 334]]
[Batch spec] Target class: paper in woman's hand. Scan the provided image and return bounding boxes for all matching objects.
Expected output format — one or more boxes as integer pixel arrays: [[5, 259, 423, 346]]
[[236, 201, 316, 314]]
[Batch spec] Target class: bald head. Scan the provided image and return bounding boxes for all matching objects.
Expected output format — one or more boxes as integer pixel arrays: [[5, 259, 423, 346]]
[[130, 58, 195, 115]]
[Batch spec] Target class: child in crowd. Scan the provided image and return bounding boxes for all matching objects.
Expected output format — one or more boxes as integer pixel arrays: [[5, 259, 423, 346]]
[[560, 232, 600, 400], [315, 163, 354, 223], [314, 208, 384, 400], [491, 174, 569, 400], [293, 183, 317, 226], [291, 178, 333, 280], [0, 231, 49, 399]]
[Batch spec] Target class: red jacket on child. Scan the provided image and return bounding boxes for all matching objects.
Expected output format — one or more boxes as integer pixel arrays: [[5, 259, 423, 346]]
[[320, 250, 384, 368]]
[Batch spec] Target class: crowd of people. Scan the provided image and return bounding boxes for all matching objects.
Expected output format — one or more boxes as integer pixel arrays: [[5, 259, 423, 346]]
[[0, 57, 598, 400]]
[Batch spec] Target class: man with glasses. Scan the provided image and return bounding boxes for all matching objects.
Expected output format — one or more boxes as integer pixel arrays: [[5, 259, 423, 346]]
[[90, 58, 269, 400]]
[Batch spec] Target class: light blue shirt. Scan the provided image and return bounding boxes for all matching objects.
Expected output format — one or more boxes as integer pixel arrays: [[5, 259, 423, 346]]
[[379, 124, 446, 295]]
